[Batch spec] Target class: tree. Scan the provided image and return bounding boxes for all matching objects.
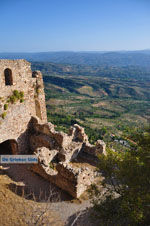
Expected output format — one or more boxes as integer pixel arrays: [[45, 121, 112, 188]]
[[89, 128, 150, 225]]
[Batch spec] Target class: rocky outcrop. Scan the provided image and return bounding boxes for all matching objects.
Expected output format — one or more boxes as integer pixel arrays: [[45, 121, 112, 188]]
[[29, 117, 106, 198], [35, 147, 58, 175]]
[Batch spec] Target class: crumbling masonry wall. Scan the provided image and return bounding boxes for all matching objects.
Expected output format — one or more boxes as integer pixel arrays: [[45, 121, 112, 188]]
[[29, 117, 106, 198], [0, 60, 47, 153]]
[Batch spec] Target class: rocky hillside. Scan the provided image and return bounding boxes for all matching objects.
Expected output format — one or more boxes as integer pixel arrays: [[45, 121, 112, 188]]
[[0, 167, 63, 226]]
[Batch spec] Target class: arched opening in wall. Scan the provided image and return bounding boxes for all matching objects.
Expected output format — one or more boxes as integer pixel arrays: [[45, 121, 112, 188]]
[[4, 68, 13, 85], [35, 100, 42, 120], [32, 71, 38, 78], [0, 140, 18, 155]]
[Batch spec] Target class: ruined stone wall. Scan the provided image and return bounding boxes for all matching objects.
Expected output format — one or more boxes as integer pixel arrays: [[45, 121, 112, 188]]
[[29, 118, 105, 198], [0, 60, 47, 153]]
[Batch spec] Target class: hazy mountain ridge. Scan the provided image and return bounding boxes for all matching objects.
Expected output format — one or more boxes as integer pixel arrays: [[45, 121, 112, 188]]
[[1, 50, 150, 68], [31, 61, 150, 80]]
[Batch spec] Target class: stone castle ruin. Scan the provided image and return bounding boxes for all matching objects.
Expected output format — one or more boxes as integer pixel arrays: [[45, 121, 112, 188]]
[[0, 60, 47, 154], [0, 60, 106, 198]]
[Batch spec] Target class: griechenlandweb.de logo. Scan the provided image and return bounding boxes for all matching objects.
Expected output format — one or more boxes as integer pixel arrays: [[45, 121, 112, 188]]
[[0, 155, 38, 164]]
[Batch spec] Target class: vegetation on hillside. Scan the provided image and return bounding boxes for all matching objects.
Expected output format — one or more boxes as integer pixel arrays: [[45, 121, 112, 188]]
[[32, 61, 150, 149], [32, 61, 150, 80], [89, 128, 150, 225]]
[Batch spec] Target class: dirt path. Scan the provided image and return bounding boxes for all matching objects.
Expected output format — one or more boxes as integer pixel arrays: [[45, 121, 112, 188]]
[[1, 163, 95, 225]]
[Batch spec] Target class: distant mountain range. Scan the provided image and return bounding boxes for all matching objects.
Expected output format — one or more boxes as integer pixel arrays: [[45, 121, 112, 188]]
[[0, 50, 150, 68]]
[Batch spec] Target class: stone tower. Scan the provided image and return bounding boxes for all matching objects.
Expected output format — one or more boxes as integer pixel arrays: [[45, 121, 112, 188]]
[[0, 59, 47, 154]]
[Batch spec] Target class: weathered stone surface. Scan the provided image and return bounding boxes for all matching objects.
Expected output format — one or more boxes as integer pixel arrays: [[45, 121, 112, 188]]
[[52, 131, 72, 148], [95, 140, 106, 155], [70, 124, 89, 143], [30, 119, 106, 198], [32, 121, 55, 136], [82, 139, 106, 157], [35, 147, 58, 176], [0, 59, 47, 153], [32, 161, 100, 198], [30, 120, 87, 163], [35, 147, 58, 166], [58, 142, 83, 163], [29, 134, 54, 151]]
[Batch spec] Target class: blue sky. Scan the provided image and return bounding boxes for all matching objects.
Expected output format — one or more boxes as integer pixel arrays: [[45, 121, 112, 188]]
[[0, 0, 150, 52]]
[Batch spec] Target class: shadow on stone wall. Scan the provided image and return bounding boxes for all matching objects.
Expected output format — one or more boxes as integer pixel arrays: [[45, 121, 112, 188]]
[[0, 139, 18, 154]]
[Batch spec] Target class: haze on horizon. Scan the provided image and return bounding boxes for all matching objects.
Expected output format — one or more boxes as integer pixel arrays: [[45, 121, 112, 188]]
[[0, 0, 150, 52]]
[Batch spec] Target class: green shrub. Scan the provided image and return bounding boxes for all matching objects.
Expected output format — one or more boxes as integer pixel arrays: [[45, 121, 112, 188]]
[[13, 90, 20, 99], [89, 128, 150, 225], [20, 99, 24, 103], [49, 162, 56, 170], [13, 90, 24, 100], [4, 104, 8, 110], [36, 88, 40, 94], [49, 162, 54, 169], [8, 90, 25, 104], [7, 98, 10, 103], [10, 95, 17, 104], [19, 91, 24, 98], [1, 112, 7, 119]]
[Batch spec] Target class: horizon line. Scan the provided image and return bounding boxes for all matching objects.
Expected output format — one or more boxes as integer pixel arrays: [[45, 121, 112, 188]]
[[0, 48, 150, 54]]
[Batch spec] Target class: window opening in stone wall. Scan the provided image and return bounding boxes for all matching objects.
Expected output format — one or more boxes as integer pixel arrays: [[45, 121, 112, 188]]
[[32, 71, 38, 78], [0, 139, 18, 155], [4, 68, 13, 85]]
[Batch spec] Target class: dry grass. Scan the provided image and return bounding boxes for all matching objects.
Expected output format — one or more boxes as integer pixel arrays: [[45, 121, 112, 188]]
[[0, 168, 64, 226]]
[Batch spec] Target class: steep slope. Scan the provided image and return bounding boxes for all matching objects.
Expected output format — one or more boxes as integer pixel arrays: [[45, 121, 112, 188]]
[[0, 167, 63, 226]]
